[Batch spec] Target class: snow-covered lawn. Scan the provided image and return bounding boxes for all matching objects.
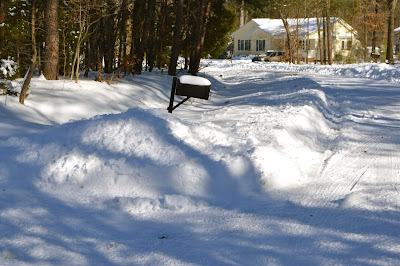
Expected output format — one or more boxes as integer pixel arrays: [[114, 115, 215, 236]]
[[1, 61, 400, 265]]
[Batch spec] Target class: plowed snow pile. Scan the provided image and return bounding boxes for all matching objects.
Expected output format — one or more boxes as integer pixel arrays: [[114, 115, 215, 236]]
[[1, 60, 400, 265]]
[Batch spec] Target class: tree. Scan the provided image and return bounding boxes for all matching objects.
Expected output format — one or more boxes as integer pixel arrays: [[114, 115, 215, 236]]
[[386, 0, 398, 64], [20, 0, 38, 104], [316, 13, 324, 63], [104, 0, 116, 74], [43, 0, 59, 80], [188, 0, 212, 75], [203, 1, 236, 58], [118, 0, 128, 68], [0, 0, 8, 49], [325, 0, 333, 65], [168, 0, 184, 76]]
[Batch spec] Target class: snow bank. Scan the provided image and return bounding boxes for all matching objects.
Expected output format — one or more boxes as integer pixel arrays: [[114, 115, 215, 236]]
[[252, 104, 334, 189], [2, 60, 400, 264], [12, 109, 211, 211], [203, 60, 400, 83]]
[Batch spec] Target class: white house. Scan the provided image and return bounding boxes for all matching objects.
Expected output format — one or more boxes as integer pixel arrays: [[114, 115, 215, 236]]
[[231, 18, 359, 62]]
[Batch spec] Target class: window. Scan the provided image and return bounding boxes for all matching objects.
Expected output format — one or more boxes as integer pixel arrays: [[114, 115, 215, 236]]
[[299, 40, 307, 50], [341, 40, 352, 50], [238, 40, 251, 51], [299, 39, 316, 50], [256, 40, 265, 51], [347, 40, 352, 50]]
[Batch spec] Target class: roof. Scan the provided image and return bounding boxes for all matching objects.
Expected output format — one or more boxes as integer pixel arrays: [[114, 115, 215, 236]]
[[232, 18, 357, 38]]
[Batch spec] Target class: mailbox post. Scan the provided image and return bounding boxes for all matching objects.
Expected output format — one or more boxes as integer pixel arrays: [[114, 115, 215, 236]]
[[168, 75, 211, 113]]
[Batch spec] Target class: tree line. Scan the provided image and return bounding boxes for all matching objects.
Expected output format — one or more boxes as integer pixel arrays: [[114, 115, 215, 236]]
[[0, 1, 237, 79], [242, 0, 399, 64], [0, 0, 399, 103]]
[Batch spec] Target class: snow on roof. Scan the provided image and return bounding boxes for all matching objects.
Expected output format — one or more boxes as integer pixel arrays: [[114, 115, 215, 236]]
[[337, 34, 354, 39], [250, 18, 355, 37], [395, 27, 400, 33]]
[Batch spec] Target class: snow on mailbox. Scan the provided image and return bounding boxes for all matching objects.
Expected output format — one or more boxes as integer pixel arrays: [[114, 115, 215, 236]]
[[167, 75, 211, 113]]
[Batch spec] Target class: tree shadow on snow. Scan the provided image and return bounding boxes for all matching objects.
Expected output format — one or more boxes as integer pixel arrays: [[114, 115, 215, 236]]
[[1, 75, 400, 264]]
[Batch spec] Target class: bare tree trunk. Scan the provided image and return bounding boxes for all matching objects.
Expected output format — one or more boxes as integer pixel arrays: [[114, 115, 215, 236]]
[[38, 41, 42, 76], [0, 0, 7, 23], [118, 0, 128, 67], [104, 0, 116, 74], [134, 0, 156, 74], [131, 0, 145, 58], [146, 0, 156, 72], [371, 2, 378, 53], [43, 0, 59, 80], [156, 0, 168, 69], [71, 4, 83, 82], [386, 0, 398, 64], [0, 0, 8, 54], [168, 0, 184, 76], [188, 0, 211, 75], [316, 14, 323, 64], [323, 17, 327, 65], [296, 17, 300, 64], [326, 0, 333, 65], [239, 0, 245, 27], [306, 15, 310, 64], [20, 0, 37, 104], [281, 15, 293, 64], [363, 7, 368, 62]]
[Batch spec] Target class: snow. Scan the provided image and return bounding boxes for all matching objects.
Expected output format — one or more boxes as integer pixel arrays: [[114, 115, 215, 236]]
[[252, 18, 340, 36], [1, 61, 400, 264], [179, 75, 211, 86], [0, 59, 17, 78]]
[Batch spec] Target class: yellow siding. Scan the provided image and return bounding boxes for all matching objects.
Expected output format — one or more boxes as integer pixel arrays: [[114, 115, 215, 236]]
[[233, 18, 360, 61]]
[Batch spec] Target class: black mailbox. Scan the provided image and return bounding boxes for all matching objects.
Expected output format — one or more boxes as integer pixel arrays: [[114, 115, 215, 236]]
[[168, 75, 211, 113], [175, 76, 211, 100]]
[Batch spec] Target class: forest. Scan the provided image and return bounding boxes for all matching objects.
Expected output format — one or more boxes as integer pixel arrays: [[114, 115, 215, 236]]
[[0, 0, 399, 91]]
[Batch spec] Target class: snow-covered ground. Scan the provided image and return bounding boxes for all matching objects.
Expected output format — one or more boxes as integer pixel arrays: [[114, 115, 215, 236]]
[[1, 61, 400, 265]]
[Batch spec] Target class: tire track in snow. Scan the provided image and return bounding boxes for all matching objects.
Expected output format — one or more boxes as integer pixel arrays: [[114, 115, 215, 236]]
[[390, 134, 400, 196], [310, 133, 383, 202], [290, 122, 400, 261], [386, 134, 400, 212], [288, 132, 386, 260]]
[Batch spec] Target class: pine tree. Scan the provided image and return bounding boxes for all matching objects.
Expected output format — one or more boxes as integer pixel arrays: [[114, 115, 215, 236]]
[[168, 0, 184, 76], [188, 0, 212, 75], [386, 0, 398, 64], [43, 0, 59, 80]]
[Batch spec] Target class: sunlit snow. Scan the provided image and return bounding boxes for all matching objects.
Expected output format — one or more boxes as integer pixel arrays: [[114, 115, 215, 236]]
[[1, 60, 400, 264]]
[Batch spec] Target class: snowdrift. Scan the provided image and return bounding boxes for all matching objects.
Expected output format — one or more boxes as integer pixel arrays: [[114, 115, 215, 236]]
[[2, 60, 400, 264], [3, 87, 335, 216], [204, 60, 400, 83]]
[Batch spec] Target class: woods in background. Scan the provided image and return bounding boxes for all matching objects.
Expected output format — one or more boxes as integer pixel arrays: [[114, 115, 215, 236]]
[[0, 0, 399, 84]]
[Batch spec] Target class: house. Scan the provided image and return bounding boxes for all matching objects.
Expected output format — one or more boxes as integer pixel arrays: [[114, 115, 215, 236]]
[[395, 26, 400, 55], [231, 18, 359, 62]]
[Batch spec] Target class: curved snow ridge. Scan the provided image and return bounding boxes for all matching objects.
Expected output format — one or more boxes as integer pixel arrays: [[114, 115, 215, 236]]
[[252, 104, 336, 190], [24, 108, 211, 204], [203, 60, 400, 83]]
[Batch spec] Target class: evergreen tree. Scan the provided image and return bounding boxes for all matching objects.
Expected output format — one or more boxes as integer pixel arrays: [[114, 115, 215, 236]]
[[43, 0, 59, 80]]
